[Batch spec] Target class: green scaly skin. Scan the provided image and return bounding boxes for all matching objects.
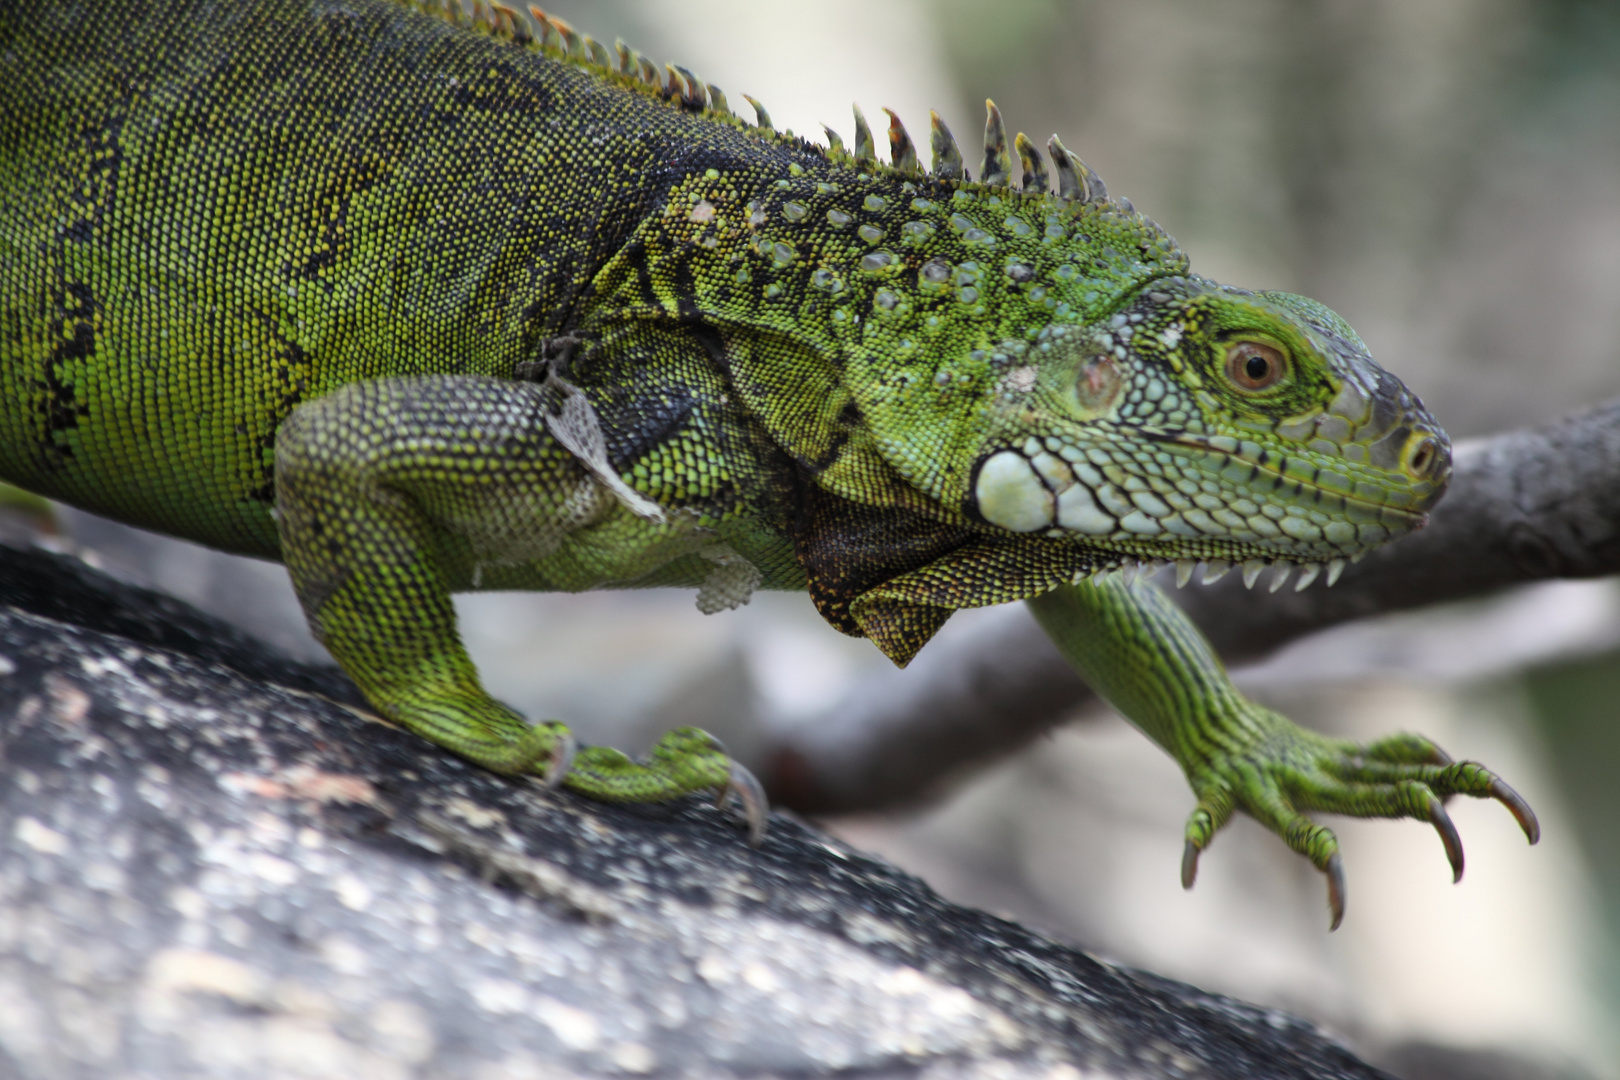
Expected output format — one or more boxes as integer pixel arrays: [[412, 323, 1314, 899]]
[[0, 0, 1537, 924]]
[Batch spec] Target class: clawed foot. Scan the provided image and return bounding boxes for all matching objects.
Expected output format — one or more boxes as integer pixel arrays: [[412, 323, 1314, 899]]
[[562, 726, 768, 845], [1180, 725, 1539, 930], [393, 694, 766, 843]]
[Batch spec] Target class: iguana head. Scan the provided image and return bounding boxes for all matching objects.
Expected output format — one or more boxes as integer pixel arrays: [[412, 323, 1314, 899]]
[[958, 277, 1450, 583]]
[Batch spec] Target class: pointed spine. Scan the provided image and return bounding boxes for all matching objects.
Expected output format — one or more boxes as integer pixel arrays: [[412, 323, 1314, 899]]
[[614, 39, 635, 74], [929, 110, 965, 180], [1075, 151, 1106, 203], [470, 0, 495, 31], [981, 100, 1011, 187], [527, 6, 554, 47], [742, 94, 772, 129], [671, 65, 707, 110], [548, 13, 581, 56], [1241, 559, 1266, 589], [1015, 132, 1047, 193], [707, 84, 731, 118], [822, 124, 846, 154], [884, 108, 918, 174], [1048, 134, 1090, 201], [584, 36, 613, 68], [489, 1, 526, 41], [636, 54, 662, 89], [852, 105, 876, 163]]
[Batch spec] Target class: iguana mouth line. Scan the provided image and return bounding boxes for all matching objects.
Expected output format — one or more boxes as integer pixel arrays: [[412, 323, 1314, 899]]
[[1149, 432, 1432, 525]]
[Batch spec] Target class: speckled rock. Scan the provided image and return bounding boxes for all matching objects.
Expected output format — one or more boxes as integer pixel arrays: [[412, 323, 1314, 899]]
[[0, 542, 1391, 1079]]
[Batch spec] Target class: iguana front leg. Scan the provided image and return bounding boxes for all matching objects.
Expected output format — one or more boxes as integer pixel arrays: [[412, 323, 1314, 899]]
[[274, 375, 764, 839], [1028, 575, 1540, 928]]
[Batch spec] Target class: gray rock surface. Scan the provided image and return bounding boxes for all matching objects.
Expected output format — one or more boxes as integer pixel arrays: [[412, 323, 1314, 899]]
[[0, 541, 1391, 1079]]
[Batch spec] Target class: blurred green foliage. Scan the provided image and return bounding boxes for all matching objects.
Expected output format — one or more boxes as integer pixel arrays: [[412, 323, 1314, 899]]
[[1532, 0, 1620, 104]]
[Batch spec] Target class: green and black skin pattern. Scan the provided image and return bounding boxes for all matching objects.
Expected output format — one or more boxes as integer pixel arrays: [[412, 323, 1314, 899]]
[[0, 0, 1539, 925]]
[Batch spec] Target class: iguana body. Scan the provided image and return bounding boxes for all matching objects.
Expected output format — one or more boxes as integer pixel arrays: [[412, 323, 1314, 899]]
[[0, 0, 1536, 924]]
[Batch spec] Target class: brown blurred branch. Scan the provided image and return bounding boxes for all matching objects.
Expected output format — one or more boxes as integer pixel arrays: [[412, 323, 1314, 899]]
[[763, 396, 1620, 814]]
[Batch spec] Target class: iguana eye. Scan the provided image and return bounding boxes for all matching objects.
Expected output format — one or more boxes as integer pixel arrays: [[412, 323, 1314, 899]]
[[1224, 341, 1288, 391]]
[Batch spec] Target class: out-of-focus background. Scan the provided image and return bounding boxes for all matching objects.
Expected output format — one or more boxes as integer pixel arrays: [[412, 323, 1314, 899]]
[[19, 1, 1620, 1076]]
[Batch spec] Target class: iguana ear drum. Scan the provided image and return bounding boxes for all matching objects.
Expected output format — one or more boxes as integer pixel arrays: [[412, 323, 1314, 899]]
[[1075, 354, 1124, 414]]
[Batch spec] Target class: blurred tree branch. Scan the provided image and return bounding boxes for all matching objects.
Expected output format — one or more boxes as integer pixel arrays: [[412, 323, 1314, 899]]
[[763, 396, 1620, 814]]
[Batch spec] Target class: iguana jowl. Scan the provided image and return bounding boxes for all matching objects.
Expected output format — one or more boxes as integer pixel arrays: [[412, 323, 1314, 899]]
[[0, 0, 1538, 926]]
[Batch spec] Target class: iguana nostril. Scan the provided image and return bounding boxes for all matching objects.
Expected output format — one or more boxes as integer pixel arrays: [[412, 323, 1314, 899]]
[[1408, 436, 1439, 478]]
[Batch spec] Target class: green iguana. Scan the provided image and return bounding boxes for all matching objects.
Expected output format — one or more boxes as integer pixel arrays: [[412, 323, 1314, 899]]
[[0, 0, 1537, 927]]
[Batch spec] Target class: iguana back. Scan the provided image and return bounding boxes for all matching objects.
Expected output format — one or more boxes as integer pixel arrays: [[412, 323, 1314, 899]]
[[0, 0, 769, 556]]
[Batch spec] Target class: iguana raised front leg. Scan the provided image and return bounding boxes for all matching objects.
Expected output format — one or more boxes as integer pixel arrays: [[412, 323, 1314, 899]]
[[1028, 575, 1540, 928], [274, 374, 765, 840]]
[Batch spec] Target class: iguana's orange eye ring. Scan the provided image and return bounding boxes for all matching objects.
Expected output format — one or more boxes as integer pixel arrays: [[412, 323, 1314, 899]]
[[1224, 341, 1288, 392]]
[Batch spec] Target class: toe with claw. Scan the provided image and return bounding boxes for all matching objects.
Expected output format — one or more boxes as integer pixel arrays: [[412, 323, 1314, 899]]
[[717, 761, 769, 846], [559, 726, 770, 845], [1324, 853, 1346, 931]]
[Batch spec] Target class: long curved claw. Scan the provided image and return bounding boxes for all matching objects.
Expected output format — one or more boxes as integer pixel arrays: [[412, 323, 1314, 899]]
[[1489, 777, 1540, 844], [1179, 795, 1231, 892], [541, 728, 576, 790], [1325, 852, 1346, 932], [1181, 839, 1200, 890], [1425, 793, 1465, 882], [719, 761, 768, 847]]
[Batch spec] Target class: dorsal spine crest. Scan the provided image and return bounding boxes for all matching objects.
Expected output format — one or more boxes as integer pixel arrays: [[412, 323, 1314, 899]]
[[394, 0, 1132, 217]]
